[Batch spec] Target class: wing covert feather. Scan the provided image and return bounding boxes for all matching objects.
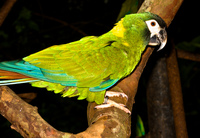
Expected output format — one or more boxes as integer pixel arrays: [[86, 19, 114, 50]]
[[23, 35, 129, 88]]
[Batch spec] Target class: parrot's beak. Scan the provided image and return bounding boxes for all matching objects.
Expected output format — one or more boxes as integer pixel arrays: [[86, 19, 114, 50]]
[[148, 28, 167, 51]]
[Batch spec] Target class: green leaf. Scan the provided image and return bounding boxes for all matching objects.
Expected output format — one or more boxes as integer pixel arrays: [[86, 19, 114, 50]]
[[176, 36, 200, 52], [28, 21, 39, 31], [13, 7, 39, 33], [0, 31, 8, 39], [18, 7, 31, 20]]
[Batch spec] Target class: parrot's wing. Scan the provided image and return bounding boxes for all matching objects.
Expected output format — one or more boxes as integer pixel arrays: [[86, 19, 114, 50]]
[[23, 35, 127, 90], [89, 79, 119, 92]]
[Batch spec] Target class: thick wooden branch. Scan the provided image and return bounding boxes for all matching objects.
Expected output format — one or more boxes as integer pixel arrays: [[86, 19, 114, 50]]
[[1, 85, 129, 137], [147, 57, 176, 137], [0, 86, 71, 138], [166, 42, 188, 137]]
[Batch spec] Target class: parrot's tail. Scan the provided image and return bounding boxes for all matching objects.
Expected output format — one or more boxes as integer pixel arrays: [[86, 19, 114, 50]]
[[0, 60, 42, 86], [0, 70, 37, 86]]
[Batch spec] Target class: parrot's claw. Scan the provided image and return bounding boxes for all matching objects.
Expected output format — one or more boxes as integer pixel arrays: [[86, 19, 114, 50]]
[[105, 91, 128, 99], [94, 91, 131, 114], [95, 99, 131, 114]]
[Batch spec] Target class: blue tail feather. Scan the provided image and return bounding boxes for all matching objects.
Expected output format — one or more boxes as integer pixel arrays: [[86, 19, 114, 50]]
[[0, 60, 49, 81], [0, 79, 38, 86], [0, 60, 117, 90], [0, 60, 78, 86]]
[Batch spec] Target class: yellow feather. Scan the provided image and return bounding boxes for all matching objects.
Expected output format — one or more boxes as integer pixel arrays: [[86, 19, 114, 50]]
[[123, 42, 129, 47], [111, 18, 126, 38]]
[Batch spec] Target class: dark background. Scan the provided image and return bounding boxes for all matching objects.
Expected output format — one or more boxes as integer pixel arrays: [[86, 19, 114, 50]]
[[0, 0, 200, 137]]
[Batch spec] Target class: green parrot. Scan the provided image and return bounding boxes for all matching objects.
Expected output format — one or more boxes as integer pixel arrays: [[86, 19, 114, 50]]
[[0, 12, 167, 113]]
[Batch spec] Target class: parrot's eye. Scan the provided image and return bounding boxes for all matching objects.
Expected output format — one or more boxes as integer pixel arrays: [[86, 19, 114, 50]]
[[145, 19, 159, 29], [145, 19, 160, 34], [151, 21, 156, 26]]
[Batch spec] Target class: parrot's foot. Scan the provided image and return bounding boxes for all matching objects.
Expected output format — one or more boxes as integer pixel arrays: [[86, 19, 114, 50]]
[[94, 91, 131, 114], [95, 99, 131, 114], [105, 91, 128, 99]]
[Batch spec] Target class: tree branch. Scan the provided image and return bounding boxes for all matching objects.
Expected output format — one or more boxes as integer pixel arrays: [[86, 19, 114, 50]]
[[177, 49, 200, 62], [33, 12, 87, 36], [0, 0, 17, 26], [166, 41, 188, 137], [0, 86, 71, 138]]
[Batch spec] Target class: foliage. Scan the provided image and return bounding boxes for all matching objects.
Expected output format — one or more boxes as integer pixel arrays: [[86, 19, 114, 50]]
[[176, 36, 200, 52], [14, 7, 39, 33]]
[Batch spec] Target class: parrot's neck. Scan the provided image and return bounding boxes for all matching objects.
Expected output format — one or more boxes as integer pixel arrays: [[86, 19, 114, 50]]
[[97, 30, 147, 79], [110, 18, 148, 49]]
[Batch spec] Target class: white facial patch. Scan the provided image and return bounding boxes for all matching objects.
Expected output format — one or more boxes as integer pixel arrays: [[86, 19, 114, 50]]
[[145, 19, 161, 37], [145, 19, 167, 51]]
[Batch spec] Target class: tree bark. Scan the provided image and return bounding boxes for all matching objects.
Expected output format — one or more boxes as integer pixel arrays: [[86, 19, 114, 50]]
[[0, 86, 71, 138], [147, 57, 176, 138], [166, 41, 188, 138], [177, 49, 200, 62]]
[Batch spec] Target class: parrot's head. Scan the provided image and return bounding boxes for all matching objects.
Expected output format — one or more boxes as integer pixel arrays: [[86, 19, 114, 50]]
[[116, 12, 167, 51], [144, 13, 167, 51]]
